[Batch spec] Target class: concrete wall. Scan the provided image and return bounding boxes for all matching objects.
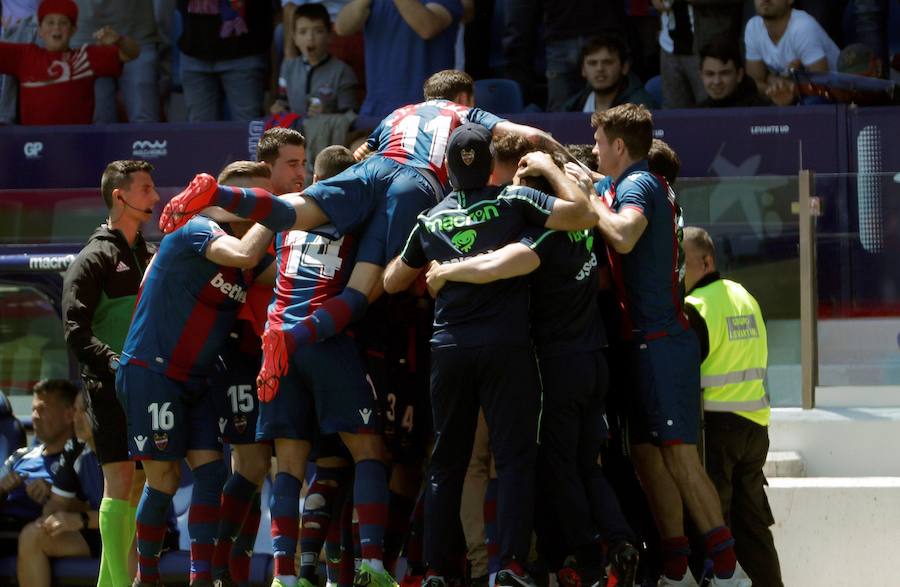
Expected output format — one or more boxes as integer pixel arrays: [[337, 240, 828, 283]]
[[767, 478, 900, 585], [768, 407, 900, 476]]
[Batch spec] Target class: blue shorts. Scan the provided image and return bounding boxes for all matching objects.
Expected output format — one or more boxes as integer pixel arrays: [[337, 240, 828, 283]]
[[208, 343, 262, 445], [256, 333, 381, 441], [304, 155, 441, 265], [629, 328, 701, 446], [116, 362, 221, 461]]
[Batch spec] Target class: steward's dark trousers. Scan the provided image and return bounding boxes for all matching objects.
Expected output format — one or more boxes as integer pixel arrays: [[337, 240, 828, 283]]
[[705, 411, 784, 587]]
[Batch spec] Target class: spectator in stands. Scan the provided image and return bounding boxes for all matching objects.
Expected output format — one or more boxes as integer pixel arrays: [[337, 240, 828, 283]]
[[0, 0, 139, 125], [272, 3, 358, 118], [0, 379, 77, 552], [17, 389, 104, 587], [177, 0, 273, 122], [542, 0, 626, 111], [653, 0, 706, 108], [683, 227, 784, 587], [744, 0, 840, 106], [0, 0, 39, 123], [71, 0, 161, 123], [653, 0, 744, 108], [563, 35, 657, 113], [336, 0, 462, 117], [698, 39, 772, 107]]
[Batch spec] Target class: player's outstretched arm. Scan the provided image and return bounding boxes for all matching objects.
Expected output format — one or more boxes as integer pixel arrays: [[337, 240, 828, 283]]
[[493, 120, 565, 157], [205, 223, 274, 269], [425, 243, 539, 295]]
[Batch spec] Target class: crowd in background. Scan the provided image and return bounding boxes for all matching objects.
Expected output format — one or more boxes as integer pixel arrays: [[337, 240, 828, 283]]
[[0, 0, 898, 130]]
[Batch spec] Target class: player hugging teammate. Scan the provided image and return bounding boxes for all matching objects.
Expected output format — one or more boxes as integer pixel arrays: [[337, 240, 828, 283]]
[[100, 70, 755, 587]]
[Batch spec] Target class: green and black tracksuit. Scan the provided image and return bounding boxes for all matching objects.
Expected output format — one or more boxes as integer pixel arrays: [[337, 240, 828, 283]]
[[62, 224, 155, 464]]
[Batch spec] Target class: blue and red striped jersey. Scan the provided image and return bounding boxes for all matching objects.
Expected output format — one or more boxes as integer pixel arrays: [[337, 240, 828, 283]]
[[366, 99, 504, 185], [121, 215, 259, 381], [607, 161, 688, 339], [266, 228, 360, 329]]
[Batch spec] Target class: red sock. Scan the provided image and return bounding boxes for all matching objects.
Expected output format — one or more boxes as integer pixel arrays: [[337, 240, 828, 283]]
[[660, 536, 690, 580], [704, 526, 737, 578]]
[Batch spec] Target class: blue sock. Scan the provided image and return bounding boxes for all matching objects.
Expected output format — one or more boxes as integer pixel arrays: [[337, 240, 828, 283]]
[[271, 472, 302, 577], [189, 459, 227, 583], [136, 485, 174, 583], [353, 459, 389, 565]]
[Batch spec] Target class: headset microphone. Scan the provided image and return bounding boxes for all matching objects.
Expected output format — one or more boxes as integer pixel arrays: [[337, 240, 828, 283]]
[[118, 195, 153, 214]]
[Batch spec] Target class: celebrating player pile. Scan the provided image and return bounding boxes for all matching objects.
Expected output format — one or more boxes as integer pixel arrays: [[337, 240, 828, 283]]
[[97, 70, 760, 587]]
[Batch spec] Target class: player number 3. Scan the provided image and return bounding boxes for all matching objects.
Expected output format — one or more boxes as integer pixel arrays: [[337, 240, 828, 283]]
[[147, 402, 175, 431]]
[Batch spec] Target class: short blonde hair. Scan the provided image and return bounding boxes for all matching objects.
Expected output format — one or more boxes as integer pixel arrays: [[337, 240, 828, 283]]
[[217, 161, 272, 184]]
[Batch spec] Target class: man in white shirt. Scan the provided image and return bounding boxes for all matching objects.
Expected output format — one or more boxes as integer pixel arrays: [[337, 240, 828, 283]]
[[744, 0, 839, 105]]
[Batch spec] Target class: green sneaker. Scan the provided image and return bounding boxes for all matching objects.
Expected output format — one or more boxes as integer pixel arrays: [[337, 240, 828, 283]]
[[271, 578, 298, 587], [353, 562, 399, 587], [298, 578, 317, 587]]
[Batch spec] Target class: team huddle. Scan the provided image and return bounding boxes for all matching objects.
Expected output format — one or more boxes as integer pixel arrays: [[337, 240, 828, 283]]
[[63, 69, 753, 587]]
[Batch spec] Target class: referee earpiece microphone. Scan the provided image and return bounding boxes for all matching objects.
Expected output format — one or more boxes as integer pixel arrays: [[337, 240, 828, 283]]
[[118, 195, 153, 214]]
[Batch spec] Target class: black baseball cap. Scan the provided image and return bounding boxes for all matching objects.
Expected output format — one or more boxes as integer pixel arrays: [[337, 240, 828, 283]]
[[446, 123, 494, 190]]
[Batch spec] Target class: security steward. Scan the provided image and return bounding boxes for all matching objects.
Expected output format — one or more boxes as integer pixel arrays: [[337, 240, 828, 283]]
[[681, 226, 783, 587]]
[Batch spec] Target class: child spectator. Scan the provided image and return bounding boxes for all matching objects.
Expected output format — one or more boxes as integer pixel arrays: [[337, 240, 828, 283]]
[[272, 2, 358, 118], [0, 0, 138, 125]]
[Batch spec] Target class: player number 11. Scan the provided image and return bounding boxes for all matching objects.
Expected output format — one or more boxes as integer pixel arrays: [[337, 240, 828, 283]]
[[398, 114, 453, 168]]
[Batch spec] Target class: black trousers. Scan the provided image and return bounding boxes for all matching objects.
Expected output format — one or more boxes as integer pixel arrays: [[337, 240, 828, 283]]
[[535, 350, 633, 567], [425, 345, 540, 576], [705, 412, 783, 587]]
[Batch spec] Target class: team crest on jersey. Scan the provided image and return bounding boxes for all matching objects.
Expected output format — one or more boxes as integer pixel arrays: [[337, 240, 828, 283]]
[[233, 415, 248, 434], [461, 148, 476, 166], [452, 229, 477, 253], [153, 432, 169, 451]]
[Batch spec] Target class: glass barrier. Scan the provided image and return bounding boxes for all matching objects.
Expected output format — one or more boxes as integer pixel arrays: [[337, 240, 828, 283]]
[[814, 172, 900, 388], [0, 186, 177, 245], [677, 175, 802, 407]]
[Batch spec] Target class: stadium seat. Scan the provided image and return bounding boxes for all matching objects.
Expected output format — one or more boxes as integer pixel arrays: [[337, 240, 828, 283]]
[[644, 75, 663, 108], [474, 79, 525, 114]]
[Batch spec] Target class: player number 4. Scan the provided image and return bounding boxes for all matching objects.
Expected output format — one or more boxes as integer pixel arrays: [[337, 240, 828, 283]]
[[147, 402, 174, 431], [227, 384, 254, 414]]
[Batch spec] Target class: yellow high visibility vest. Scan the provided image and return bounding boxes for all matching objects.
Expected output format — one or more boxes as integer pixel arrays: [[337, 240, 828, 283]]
[[685, 278, 770, 426]]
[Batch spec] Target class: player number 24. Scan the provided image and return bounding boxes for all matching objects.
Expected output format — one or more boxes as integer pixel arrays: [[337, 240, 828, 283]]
[[147, 402, 175, 431], [227, 384, 254, 414]]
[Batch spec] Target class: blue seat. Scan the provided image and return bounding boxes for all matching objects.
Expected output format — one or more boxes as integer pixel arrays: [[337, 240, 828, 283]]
[[474, 78, 525, 114], [0, 392, 26, 462], [644, 75, 663, 108]]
